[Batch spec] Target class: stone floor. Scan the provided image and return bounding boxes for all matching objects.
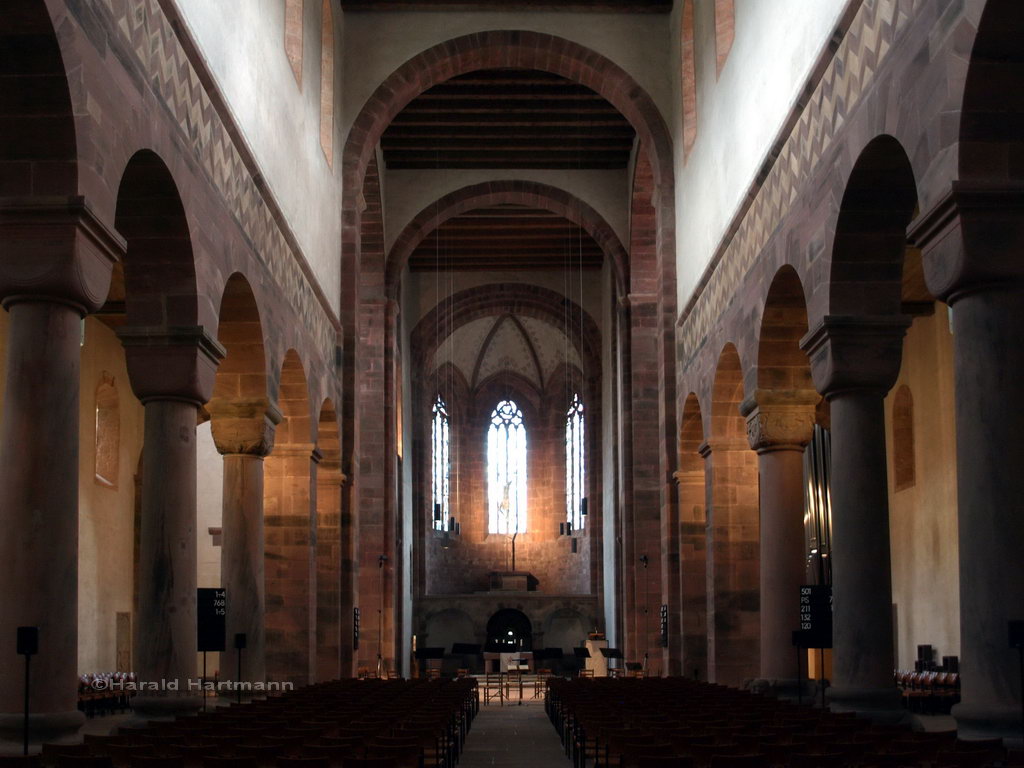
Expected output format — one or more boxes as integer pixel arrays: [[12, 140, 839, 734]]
[[462, 700, 570, 767]]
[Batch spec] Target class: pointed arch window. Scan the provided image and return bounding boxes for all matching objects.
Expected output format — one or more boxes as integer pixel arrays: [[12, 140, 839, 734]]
[[566, 393, 585, 530], [431, 394, 450, 531], [488, 400, 527, 534]]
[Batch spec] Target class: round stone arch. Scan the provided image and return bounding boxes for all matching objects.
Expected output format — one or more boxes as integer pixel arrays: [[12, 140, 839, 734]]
[[342, 31, 676, 307], [387, 180, 629, 294]]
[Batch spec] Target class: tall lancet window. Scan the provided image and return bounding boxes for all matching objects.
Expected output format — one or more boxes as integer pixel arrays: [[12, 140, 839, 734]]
[[488, 400, 528, 534], [566, 393, 585, 530], [431, 394, 450, 531]]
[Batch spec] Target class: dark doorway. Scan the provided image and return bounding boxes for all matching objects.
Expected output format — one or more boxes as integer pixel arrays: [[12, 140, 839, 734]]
[[486, 608, 533, 652]]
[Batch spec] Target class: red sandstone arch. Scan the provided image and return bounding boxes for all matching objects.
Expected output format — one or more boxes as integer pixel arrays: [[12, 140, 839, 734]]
[[0, 1, 77, 197], [756, 266, 814, 394], [114, 150, 200, 328], [959, 0, 1024, 182], [387, 181, 629, 292], [827, 135, 918, 317], [678, 392, 708, 681], [341, 31, 674, 212], [711, 344, 746, 444], [265, 348, 315, 686], [707, 343, 759, 686], [212, 274, 268, 402], [630, 148, 658, 294]]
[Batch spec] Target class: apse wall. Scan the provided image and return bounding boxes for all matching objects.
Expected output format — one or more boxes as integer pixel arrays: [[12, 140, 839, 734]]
[[670, 0, 848, 309], [173, 0, 345, 313]]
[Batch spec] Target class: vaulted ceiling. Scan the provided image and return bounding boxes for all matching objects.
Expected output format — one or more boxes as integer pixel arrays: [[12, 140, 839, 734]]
[[408, 204, 604, 272], [381, 70, 635, 170], [433, 313, 583, 391]]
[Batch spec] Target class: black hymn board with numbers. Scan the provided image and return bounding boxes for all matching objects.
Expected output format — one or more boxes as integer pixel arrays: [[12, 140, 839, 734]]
[[799, 584, 833, 649], [197, 588, 227, 653]]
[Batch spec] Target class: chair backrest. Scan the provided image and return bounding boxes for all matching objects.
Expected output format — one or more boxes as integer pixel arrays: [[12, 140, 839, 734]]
[[341, 758, 398, 768], [56, 758, 114, 768], [129, 757, 184, 768], [276, 758, 329, 768], [202, 757, 258, 768]]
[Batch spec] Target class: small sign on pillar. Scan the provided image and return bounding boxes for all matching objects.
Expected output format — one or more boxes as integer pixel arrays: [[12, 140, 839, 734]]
[[798, 584, 833, 649], [197, 588, 227, 652]]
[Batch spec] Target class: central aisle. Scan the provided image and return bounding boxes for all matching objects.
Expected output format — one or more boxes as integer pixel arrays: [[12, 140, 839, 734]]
[[461, 701, 570, 767]]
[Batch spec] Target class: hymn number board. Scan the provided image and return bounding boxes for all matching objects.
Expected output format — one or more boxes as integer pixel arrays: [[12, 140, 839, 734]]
[[197, 588, 227, 652], [799, 585, 833, 649]]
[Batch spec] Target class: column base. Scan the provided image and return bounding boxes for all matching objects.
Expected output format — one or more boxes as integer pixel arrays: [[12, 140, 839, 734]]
[[827, 687, 907, 723], [953, 702, 1024, 748], [0, 710, 85, 752]]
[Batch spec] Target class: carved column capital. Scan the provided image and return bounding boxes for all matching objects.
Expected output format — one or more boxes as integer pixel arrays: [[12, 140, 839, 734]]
[[208, 397, 282, 456], [908, 182, 1024, 304], [0, 196, 124, 314], [118, 325, 226, 406], [800, 315, 910, 399], [741, 390, 819, 453], [673, 469, 704, 487]]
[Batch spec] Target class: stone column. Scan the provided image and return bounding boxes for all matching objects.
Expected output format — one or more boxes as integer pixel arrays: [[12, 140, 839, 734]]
[[0, 200, 120, 745], [742, 393, 817, 692], [264, 444, 318, 687], [208, 398, 281, 694], [316, 466, 345, 681], [701, 438, 760, 687], [913, 187, 1024, 742], [674, 468, 707, 680], [802, 315, 908, 718], [119, 327, 224, 718]]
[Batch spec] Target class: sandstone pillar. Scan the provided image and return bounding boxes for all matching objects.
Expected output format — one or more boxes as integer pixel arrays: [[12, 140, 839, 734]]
[[913, 187, 1024, 742], [316, 467, 345, 681], [743, 393, 817, 690], [0, 200, 120, 745], [701, 439, 759, 687], [119, 327, 223, 718], [802, 315, 908, 717], [674, 468, 707, 680], [209, 398, 281, 693]]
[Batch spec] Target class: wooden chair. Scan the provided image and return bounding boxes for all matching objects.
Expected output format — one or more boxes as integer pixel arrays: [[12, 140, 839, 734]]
[[482, 673, 503, 706], [340, 760, 397, 768], [56, 758, 114, 768], [275, 759, 329, 768], [129, 758, 184, 768], [0, 758, 41, 768]]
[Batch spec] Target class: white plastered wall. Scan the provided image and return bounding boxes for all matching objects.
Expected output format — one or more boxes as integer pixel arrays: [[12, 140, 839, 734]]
[[385, 168, 629, 254], [172, 0, 345, 313], [670, 0, 847, 310]]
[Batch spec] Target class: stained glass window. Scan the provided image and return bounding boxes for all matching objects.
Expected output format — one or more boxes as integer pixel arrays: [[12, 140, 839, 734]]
[[487, 400, 528, 534], [566, 393, 585, 530], [431, 394, 450, 531]]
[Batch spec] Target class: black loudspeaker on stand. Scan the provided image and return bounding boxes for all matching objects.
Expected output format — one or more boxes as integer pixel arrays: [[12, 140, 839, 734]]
[[17, 626, 38, 756]]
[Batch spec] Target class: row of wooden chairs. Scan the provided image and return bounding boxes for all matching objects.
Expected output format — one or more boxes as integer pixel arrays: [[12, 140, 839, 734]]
[[17, 678, 478, 768], [894, 671, 960, 714], [78, 675, 136, 718], [546, 677, 1014, 768]]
